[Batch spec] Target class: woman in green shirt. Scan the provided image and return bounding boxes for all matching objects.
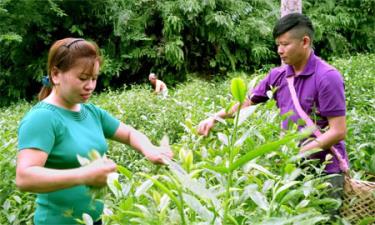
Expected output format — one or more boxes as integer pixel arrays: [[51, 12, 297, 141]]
[[16, 38, 173, 224]]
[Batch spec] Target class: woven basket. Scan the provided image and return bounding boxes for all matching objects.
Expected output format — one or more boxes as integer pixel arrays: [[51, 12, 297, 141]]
[[340, 175, 375, 224]]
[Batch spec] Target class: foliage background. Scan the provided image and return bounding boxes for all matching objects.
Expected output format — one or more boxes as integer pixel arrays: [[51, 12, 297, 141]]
[[0, 0, 374, 223], [1, 0, 374, 105]]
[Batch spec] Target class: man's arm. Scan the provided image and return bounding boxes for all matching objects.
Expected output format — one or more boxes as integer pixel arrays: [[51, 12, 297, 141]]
[[197, 98, 254, 136], [198, 72, 273, 136], [154, 80, 162, 93], [300, 115, 346, 152]]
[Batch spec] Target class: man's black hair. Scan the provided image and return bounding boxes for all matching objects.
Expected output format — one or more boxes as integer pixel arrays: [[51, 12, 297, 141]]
[[273, 13, 314, 41]]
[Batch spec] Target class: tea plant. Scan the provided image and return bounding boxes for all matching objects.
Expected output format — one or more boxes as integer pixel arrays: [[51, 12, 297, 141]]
[[332, 54, 375, 177], [0, 101, 34, 225], [103, 77, 337, 225]]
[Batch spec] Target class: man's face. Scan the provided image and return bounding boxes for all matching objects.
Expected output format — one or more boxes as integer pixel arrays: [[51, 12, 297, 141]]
[[275, 31, 307, 65]]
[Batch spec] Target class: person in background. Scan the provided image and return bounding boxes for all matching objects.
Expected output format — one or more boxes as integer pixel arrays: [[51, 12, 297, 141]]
[[16, 37, 173, 225], [198, 13, 349, 213], [149, 72, 168, 98]]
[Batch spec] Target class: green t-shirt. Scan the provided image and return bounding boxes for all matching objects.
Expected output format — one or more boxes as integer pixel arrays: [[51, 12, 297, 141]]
[[18, 102, 120, 224]]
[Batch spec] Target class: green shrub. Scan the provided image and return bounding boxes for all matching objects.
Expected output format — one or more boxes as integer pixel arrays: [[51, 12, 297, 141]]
[[1, 0, 374, 105]]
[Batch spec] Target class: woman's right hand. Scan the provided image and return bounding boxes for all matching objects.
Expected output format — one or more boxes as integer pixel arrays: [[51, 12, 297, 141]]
[[143, 145, 174, 164], [81, 158, 117, 187], [197, 117, 216, 136]]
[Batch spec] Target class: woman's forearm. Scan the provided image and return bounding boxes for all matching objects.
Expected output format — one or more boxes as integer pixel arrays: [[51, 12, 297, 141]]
[[128, 128, 154, 155], [16, 166, 84, 193]]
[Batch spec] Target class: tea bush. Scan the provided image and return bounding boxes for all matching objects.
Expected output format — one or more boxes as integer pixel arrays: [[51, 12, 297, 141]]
[[331, 54, 375, 175]]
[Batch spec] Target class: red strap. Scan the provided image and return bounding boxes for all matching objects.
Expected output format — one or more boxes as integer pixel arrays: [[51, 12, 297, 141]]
[[286, 76, 349, 173]]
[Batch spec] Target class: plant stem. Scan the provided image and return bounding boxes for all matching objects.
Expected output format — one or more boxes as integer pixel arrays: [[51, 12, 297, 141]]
[[224, 103, 242, 223], [140, 173, 186, 225], [177, 185, 187, 225]]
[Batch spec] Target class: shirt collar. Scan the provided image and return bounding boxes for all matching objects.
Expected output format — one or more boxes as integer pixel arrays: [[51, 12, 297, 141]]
[[286, 51, 316, 77]]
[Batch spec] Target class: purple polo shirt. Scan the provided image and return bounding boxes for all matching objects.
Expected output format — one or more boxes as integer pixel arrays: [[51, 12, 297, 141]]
[[250, 52, 349, 173]]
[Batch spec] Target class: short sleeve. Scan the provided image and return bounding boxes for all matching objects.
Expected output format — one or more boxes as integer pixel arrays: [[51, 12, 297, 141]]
[[18, 109, 56, 153], [94, 106, 121, 138], [318, 70, 346, 117], [249, 73, 273, 104]]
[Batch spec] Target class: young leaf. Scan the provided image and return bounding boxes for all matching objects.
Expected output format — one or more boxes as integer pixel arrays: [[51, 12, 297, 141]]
[[230, 132, 308, 172], [182, 193, 214, 221], [236, 105, 258, 126], [82, 213, 93, 225], [76, 154, 90, 166], [107, 172, 121, 198], [135, 179, 154, 197], [117, 165, 133, 179], [140, 173, 183, 215], [234, 129, 252, 147], [160, 135, 170, 147], [231, 77, 247, 103], [158, 194, 170, 212], [88, 149, 101, 161], [248, 189, 269, 211], [217, 133, 229, 146]]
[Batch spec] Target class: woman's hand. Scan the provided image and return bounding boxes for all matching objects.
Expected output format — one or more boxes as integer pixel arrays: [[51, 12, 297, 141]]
[[143, 146, 174, 164], [80, 158, 117, 187]]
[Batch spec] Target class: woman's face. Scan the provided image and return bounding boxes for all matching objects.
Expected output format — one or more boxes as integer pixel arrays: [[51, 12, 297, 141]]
[[52, 59, 99, 108]]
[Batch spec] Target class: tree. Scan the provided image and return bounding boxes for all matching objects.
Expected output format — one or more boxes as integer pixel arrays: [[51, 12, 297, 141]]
[[281, 0, 302, 16]]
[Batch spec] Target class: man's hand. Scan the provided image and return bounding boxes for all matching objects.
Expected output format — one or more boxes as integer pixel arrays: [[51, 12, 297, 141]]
[[197, 117, 216, 136]]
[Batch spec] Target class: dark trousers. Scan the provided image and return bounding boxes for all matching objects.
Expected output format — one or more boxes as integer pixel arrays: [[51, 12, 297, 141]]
[[325, 173, 345, 199], [325, 173, 345, 217], [94, 219, 102, 225], [298, 161, 345, 216]]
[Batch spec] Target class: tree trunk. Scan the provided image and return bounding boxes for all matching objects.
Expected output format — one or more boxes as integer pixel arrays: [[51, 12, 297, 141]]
[[281, 0, 302, 17]]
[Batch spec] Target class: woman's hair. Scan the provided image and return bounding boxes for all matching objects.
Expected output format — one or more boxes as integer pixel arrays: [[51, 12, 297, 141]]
[[38, 38, 102, 100]]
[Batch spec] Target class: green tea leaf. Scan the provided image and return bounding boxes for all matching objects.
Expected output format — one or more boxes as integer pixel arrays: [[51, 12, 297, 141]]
[[231, 77, 247, 103], [88, 149, 101, 161], [117, 165, 133, 179], [230, 132, 308, 172]]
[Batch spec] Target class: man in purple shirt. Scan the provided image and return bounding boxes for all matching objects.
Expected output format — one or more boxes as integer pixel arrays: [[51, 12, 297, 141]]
[[198, 13, 348, 200], [250, 49, 348, 174]]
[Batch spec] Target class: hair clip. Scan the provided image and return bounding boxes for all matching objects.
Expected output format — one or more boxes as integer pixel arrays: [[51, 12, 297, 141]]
[[42, 76, 52, 87], [63, 38, 85, 48]]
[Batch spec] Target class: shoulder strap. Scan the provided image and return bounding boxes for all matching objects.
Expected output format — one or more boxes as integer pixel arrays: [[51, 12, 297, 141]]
[[286, 76, 349, 173], [286, 76, 321, 136]]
